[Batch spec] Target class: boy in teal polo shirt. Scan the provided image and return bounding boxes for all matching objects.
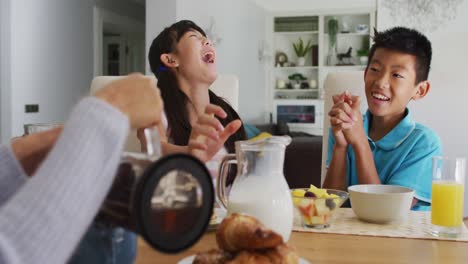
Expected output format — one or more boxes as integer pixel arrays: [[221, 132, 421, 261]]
[[323, 27, 442, 211]]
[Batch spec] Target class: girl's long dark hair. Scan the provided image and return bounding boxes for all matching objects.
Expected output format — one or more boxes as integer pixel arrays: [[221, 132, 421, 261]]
[[148, 20, 246, 155]]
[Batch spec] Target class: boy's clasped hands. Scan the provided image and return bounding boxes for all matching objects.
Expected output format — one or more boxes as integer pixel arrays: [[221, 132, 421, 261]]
[[328, 91, 366, 148]]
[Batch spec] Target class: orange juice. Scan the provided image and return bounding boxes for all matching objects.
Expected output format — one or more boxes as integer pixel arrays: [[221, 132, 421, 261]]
[[431, 181, 464, 227]]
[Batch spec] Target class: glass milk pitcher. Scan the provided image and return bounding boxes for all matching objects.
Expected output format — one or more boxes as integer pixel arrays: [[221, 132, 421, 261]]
[[217, 136, 293, 241]]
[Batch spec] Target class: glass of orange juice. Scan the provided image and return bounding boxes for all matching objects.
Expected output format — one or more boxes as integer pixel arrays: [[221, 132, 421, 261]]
[[431, 156, 465, 238]]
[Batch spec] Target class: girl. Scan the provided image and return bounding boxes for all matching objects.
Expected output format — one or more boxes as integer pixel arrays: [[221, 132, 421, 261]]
[[148, 20, 246, 174]]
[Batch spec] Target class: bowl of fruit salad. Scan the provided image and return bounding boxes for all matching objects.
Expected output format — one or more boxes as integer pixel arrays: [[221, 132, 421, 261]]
[[292, 185, 349, 228]]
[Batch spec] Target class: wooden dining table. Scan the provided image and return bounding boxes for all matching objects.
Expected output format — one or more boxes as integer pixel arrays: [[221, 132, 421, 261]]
[[135, 229, 468, 264]]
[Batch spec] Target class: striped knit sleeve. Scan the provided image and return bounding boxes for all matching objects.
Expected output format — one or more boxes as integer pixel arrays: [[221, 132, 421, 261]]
[[0, 97, 129, 264], [0, 145, 27, 206]]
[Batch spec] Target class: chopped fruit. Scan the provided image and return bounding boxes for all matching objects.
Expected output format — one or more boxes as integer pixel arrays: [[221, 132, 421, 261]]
[[314, 199, 330, 215], [297, 199, 315, 219], [292, 185, 345, 226], [325, 198, 336, 210], [310, 215, 328, 225], [249, 132, 272, 142], [292, 189, 306, 206], [308, 184, 328, 198], [292, 189, 306, 197]]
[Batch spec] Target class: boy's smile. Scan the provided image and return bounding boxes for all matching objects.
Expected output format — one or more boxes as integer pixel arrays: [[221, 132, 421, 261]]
[[364, 48, 428, 122]]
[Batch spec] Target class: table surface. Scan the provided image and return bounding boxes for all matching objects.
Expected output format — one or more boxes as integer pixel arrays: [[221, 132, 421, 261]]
[[135, 230, 468, 264]]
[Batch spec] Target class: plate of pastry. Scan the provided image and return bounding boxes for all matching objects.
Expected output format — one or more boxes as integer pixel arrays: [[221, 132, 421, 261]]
[[180, 213, 310, 264], [178, 255, 311, 264]]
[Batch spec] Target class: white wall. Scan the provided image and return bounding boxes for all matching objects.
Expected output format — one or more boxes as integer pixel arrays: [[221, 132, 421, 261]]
[[0, 0, 144, 142], [377, 0, 468, 216], [177, 0, 266, 123], [96, 0, 145, 22], [145, 0, 266, 123], [5, 0, 94, 139], [145, 0, 177, 73], [0, 0, 12, 143]]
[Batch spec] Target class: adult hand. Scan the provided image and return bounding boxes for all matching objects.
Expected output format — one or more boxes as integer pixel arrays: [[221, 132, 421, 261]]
[[11, 127, 63, 176], [188, 104, 242, 162], [94, 73, 163, 129]]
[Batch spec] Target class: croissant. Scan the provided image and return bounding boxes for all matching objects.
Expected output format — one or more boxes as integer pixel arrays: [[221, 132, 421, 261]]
[[262, 244, 299, 264], [226, 250, 272, 264], [216, 213, 284, 252]]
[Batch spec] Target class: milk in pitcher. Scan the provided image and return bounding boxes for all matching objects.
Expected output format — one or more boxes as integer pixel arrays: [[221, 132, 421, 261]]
[[227, 173, 293, 241]]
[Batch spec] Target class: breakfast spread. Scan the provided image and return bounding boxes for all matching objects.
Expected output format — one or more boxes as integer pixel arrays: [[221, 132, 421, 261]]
[[194, 213, 299, 264], [292, 185, 340, 226]]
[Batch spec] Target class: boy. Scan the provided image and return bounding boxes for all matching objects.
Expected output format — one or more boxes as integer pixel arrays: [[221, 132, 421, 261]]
[[322, 27, 442, 211]]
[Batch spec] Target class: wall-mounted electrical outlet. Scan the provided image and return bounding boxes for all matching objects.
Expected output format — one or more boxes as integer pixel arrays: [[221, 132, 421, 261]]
[[25, 104, 39, 113]]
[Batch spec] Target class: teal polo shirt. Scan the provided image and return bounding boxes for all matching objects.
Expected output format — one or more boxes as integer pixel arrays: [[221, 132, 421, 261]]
[[326, 109, 442, 211]]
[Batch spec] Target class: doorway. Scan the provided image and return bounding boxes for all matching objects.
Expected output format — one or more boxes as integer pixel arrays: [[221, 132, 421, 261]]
[[93, 7, 145, 77]]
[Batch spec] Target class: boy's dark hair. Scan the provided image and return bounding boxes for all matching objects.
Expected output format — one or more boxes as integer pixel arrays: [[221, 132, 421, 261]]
[[367, 27, 432, 84], [148, 20, 246, 160]]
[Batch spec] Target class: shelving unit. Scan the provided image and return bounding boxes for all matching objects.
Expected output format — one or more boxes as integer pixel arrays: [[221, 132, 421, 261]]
[[266, 9, 375, 136]]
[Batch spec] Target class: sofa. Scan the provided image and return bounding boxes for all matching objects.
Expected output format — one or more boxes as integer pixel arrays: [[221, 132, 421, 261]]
[[254, 123, 323, 189]]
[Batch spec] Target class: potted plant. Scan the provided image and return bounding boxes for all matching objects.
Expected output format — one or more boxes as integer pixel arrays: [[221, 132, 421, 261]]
[[292, 38, 313, 66], [288, 73, 307, 89], [356, 49, 369, 65], [327, 17, 339, 65]]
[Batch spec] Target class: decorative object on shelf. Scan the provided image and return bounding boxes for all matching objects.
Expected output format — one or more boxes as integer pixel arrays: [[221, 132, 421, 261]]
[[300, 82, 310, 89], [276, 79, 286, 89], [341, 20, 351, 33], [355, 24, 369, 34], [337, 47, 354, 65], [296, 95, 316, 99], [288, 73, 307, 89], [274, 16, 318, 32], [356, 49, 369, 65], [308, 79, 317, 89], [327, 17, 339, 66], [258, 40, 271, 63], [292, 37, 313, 66], [275, 51, 288, 67], [379, 0, 463, 33], [276, 94, 290, 99]]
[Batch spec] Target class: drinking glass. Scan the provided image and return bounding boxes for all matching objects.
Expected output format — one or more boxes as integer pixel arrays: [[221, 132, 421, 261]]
[[431, 156, 466, 238]]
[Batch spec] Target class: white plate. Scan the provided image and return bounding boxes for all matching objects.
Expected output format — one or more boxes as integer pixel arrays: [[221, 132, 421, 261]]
[[178, 255, 311, 264]]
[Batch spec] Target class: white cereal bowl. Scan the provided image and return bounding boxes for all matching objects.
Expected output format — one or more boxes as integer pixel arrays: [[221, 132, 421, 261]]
[[348, 184, 414, 223]]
